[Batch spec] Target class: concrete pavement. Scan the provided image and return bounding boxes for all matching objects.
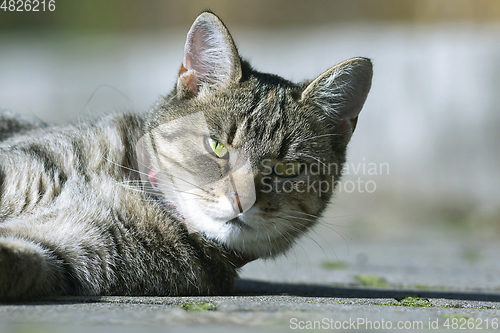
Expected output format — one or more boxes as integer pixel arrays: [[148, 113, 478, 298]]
[[1, 225, 500, 332]]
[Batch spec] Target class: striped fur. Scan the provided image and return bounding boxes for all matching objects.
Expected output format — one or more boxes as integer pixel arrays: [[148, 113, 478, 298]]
[[0, 12, 372, 301]]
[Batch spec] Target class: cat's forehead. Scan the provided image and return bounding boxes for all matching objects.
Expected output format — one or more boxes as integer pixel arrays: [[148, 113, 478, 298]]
[[203, 85, 320, 158], [152, 74, 328, 160]]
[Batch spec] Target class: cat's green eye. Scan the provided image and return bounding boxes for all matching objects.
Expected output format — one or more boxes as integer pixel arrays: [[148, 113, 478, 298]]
[[274, 162, 302, 178], [205, 137, 228, 158]]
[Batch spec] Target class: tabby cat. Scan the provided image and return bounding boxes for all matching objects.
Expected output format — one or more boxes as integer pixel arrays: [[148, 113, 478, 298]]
[[0, 12, 372, 301]]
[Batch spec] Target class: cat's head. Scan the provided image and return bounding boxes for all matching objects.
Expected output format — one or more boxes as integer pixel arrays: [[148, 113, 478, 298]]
[[139, 12, 372, 261]]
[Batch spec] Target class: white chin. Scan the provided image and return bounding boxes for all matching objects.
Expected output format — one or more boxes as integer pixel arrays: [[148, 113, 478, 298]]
[[186, 212, 290, 260]]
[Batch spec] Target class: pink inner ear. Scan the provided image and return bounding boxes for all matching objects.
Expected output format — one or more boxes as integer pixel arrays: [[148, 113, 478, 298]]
[[178, 26, 216, 95], [178, 62, 200, 95], [176, 15, 241, 97]]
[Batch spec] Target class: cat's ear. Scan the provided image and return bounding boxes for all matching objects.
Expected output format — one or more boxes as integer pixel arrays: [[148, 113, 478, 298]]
[[301, 57, 372, 132], [177, 12, 242, 98]]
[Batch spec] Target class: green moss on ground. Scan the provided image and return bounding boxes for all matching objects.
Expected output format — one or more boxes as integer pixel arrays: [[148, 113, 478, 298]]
[[380, 297, 431, 307], [321, 261, 348, 270], [180, 301, 216, 312], [355, 275, 388, 288]]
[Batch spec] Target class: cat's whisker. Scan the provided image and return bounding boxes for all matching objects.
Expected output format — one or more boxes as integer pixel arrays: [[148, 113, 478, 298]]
[[135, 154, 212, 195], [282, 215, 316, 223], [297, 216, 353, 241], [101, 155, 147, 177], [288, 210, 353, 229], [288, 210, 320, 219], [310, 220, 353, 251], [294, 133, 341, 146], [116, 180, 205, 200], [118, 180, 151, 185], [102, 155, 201, 197], [315, 219, 355, 231], [290, 237, 314, 275], [154, 173, 211, 195], [277, 215, 343, 262], [133, 156, 151, 170], [115, 183, 162, 197], [311, 224, 354, 244], [271, 227, 301, 266], [279, 218, 330, 264], [159, 188, 205, 199], [106, 154, 210, 199], [296, 153, 328, 168]]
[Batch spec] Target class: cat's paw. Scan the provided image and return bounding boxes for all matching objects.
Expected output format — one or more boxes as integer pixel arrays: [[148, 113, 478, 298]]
[[0, 238, 62, 302]]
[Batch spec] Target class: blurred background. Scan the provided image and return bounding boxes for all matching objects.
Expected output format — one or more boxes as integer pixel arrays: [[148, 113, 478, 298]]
[[1, 0, 499, 285]]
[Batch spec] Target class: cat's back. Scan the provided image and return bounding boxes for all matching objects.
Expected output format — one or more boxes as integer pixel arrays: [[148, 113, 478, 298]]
[[0, 112, 145, 218]]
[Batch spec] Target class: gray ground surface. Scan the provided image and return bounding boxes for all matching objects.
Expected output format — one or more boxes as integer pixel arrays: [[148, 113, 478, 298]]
[[1, 226, 499, 332]]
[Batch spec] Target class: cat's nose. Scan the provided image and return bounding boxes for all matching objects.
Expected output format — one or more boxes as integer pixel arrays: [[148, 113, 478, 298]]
[[227, 192, 253, 214]]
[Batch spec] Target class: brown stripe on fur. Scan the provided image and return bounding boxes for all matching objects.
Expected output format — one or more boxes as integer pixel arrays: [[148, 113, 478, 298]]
[[18, 143, 68, 189], [113, 114, 144, 179], [69, 137, 91, 182]]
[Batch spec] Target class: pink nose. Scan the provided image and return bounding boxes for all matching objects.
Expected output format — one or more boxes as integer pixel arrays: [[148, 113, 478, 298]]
[[227, 193, 253, 213]]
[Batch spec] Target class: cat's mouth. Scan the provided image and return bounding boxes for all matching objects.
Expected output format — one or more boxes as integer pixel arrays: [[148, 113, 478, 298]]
[[149, 166, 256, 267]]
